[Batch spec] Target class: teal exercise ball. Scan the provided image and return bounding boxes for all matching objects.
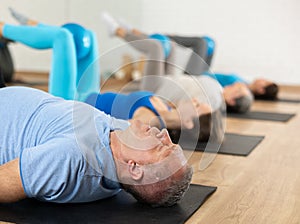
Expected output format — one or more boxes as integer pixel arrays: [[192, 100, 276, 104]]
[[149, 33, 172, 58], [62, 23, 92, 59]]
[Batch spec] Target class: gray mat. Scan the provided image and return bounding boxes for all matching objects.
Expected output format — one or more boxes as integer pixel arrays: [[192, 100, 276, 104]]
[[227, 111, 295, 122], [0, 184, 217, 224], [181, 133, 264, 156]]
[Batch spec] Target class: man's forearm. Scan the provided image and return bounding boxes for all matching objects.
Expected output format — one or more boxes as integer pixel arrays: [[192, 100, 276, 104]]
[[0, 158, 26, 203]]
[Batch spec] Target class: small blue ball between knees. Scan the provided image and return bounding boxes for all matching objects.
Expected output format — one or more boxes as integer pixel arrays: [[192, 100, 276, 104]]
[[62, 23, 92, 59], [149, 33, 172, 58]]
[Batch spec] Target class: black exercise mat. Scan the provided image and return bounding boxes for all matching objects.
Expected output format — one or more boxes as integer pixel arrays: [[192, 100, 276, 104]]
[[257, 98, 300, 103], [181, 133, 264, 156], [0, 184, 216, 224], [227, 111, 295, 122]]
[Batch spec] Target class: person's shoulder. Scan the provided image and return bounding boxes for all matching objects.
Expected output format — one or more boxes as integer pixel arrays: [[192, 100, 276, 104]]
[[1, 86, 49, 94]]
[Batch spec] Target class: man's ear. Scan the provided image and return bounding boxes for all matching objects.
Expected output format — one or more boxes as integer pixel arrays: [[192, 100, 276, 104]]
[[127, 160, 143, 181]]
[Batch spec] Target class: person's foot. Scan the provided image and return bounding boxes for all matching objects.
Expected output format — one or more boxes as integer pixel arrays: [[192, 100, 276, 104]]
[[101, 12, 120, 37], [9, 7, 30, 25]]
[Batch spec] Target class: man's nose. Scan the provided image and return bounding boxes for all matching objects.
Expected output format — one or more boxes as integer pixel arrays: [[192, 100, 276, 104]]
[[156, 129, 173, 144]]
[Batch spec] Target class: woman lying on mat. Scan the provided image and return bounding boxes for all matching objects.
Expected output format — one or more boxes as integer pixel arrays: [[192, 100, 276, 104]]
[[101, 12, 254, 113], [86, 74, 225, 143], [3, 9, 225, 143], [0, 85, 193, 207]]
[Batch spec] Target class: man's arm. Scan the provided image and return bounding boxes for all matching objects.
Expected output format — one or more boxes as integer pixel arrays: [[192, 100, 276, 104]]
[[0, 158, 26, 203]]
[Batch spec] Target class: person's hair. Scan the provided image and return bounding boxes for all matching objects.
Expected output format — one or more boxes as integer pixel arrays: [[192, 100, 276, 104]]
[[254, 83, 279, 100], [226, 95, 253, 113], [168, 110, 224, 144], [122, 165, 193, 207], [0, 37, 15, 83], [168, 113, 211, 143]]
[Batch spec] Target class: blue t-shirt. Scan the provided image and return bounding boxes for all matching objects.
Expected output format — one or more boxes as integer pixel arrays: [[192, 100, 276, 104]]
[[0, 87, 130, 203], [85, 91, 166, 128], [203, 72, 247, 87]]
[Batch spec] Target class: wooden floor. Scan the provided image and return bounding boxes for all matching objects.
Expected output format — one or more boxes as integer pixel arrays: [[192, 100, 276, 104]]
[[2, 72, 300, 224], [188, 86, 300, 224]]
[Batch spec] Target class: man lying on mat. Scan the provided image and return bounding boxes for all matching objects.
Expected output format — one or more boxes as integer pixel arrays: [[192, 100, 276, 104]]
[[0, 86, 193, 207]]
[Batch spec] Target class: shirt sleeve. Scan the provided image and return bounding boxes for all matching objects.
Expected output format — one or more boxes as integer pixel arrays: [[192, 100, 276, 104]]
[[19, 137, 85, 203]]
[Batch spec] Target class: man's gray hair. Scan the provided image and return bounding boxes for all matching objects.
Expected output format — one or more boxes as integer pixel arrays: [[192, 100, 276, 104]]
[[227, 94, 253, 113], [122, 164, 193, 207]]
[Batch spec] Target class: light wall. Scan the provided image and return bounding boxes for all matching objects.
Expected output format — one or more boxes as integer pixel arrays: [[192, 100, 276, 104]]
[[0, 0, 142, 74], [1, 0, 299, 84], [140, 0, 300, 84]]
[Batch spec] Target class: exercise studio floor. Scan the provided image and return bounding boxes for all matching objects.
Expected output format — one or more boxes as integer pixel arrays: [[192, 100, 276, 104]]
[[2, 72, 300, 224]]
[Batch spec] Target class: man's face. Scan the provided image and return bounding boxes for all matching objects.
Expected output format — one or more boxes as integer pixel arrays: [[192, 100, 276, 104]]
[[115, 120, 187, 179], [251, 79, 273, 95], [223, 82, 251, 106]]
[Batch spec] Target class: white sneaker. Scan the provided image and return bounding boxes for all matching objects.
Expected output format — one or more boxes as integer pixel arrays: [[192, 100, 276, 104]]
[[101, 12, 119, 37]]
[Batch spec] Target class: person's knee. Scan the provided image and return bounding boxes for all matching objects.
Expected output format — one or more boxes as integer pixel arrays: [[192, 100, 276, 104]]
[[194, 37, 207, 48], [56, 28, 74, 44], [61, 23, 93, 59], [146, 39, 165, 59]]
